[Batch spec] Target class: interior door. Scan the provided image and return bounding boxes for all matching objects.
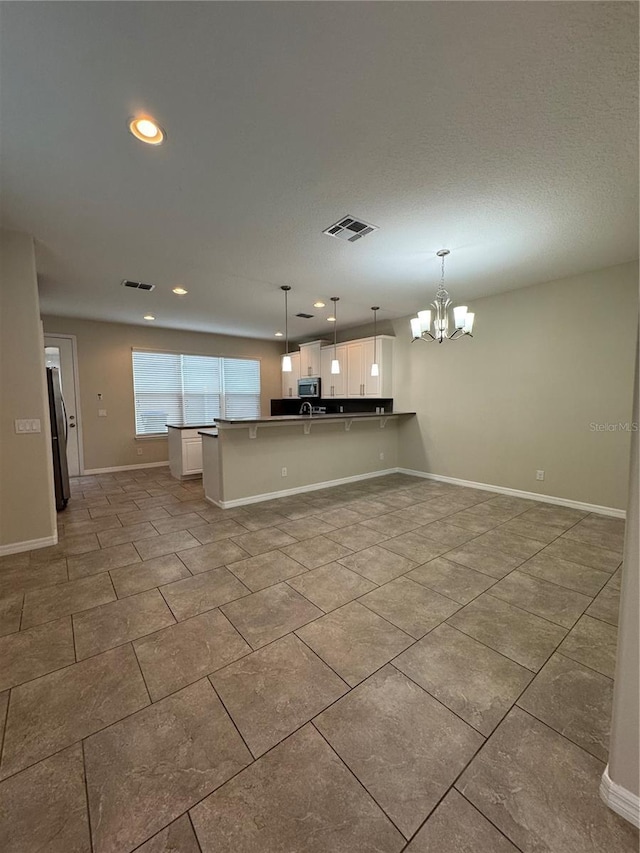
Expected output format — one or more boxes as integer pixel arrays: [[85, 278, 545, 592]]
[[44, 335, 82, 476]]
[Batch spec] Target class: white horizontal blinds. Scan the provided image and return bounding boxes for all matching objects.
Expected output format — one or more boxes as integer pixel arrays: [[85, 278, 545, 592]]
[[132, 351, 183, 435], [222, 357, 261, 418], [132, 350, 260, 435], [182, 355, 221, 424]]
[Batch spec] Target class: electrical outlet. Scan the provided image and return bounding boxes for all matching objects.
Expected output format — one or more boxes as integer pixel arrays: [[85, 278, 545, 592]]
[[536, 470, 545, 481], [136, 447, 143, 456], [379, 452, 385, 461], [281, 467, 287, 477], [98, 409, 107, 417]]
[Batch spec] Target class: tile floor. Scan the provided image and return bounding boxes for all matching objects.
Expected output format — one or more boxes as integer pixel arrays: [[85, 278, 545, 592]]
[[0, 468, 636, 853]]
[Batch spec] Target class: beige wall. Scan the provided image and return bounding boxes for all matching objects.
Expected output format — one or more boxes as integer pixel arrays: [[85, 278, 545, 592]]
[[0, 231, 56, 550], [41, 316, 283, 472], [607, 337, 639, 804], [390, 261, 638, 510]]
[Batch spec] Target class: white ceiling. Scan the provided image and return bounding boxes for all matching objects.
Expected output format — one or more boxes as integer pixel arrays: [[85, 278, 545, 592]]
[[1, 2, 637, 340]]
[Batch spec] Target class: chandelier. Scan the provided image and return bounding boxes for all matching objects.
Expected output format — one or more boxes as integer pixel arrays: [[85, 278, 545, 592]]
[[410, 250, 474, 343]]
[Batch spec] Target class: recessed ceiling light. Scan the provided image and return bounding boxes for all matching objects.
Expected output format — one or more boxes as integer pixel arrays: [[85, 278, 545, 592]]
[[143, 314, 155, 321], [128, 116, 165, 145], [327, 316, 336, 322], [314, 301, 325, 308], [274, 331, 283, 337], [172, 287, 188, 295]]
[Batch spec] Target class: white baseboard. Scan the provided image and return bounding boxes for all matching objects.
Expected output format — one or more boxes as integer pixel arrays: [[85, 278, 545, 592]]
[[397, 469, 626, 519], [206, 468, 400, 508], [82, 462, 170, 475], [0, 533, 59, 557], [600, 765, 640, 828]]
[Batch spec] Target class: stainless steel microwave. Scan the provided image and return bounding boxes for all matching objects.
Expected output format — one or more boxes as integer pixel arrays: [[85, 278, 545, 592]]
[[298, 377, 321, 398]]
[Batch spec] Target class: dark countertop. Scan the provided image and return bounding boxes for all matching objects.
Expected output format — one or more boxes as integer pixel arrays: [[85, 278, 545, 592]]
[[199, 412, 415, 432], [166, 423, 218, 430]]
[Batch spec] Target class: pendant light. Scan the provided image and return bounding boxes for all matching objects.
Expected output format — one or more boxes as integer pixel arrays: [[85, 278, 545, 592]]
[[280, 285, 292, 372], [330, 296, 340, 374], [370, 306, 380, 377], [410, 250, 475, 344]]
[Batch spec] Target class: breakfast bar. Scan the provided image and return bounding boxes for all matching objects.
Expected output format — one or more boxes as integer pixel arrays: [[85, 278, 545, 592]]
[[200, 412, 415, 507]]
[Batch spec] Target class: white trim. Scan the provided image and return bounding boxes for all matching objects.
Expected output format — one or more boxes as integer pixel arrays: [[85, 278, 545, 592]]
[[82, 461, 170, 475], [600, 765, 640, 828], [0, 533, 59, 557], [206, 468, 399, 508], [397, 468, 626, 518]]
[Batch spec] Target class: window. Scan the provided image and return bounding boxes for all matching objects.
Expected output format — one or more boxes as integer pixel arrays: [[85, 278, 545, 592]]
[[132, 350, 260, 436]]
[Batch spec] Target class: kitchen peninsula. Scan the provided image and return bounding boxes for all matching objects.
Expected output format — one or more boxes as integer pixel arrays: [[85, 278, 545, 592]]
[[200, 412, 415, 507]]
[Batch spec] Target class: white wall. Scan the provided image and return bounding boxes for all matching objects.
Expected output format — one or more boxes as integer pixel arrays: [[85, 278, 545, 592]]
[[0, 230, 56, 552]]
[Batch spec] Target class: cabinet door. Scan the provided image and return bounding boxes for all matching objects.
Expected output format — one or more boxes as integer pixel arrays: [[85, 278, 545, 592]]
[[346, 342, 364, 397], [281, 352, 300, 398], [320, 348, 334, 396], [183, 437, 203, 474], [322, 346, 347, 397], [308, 344, 321, 377], [363, 338, 381, 396]]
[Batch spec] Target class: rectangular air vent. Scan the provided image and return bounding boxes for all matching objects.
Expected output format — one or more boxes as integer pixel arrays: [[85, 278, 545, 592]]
[[296, 313, 314, 319], [323, 215, 378, 243], [121, 279, 156, 291]]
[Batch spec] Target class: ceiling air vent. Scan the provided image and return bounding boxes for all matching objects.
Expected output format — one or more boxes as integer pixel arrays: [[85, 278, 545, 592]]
[[296, 313, 314, 319], [121, 279, 156, 291], [323, 216, 378, 243]]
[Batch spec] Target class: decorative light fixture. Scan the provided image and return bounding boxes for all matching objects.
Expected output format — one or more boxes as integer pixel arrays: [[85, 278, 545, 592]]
[[410, 250, 474, 343], [143, 314, 155, 321], [314, 301, 326, 308], [172, 286, 188, 295], [330, 296, 340, 374], [128, 116, 165, 145], [280, 286, 292, 372], [274, 331, 283, 337], [370, 306, 380, 377]]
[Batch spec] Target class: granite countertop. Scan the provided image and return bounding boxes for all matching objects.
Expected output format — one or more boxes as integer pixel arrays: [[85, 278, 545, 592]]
[[200, 412, 415, 429], [166, 423, 218, 430]]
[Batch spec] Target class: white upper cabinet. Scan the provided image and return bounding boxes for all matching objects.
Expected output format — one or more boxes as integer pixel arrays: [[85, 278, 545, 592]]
[[346, 342, 365, 397], [320, 336, 394, 398], [281, 350, 301, 398], [320, 344, 347, 397], [298, 341, 324, 377]]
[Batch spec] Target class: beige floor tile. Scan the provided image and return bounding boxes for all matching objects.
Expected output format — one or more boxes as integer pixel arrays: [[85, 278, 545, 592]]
[[176, 539, 249, 573], [134, 609, 250, 700], [0, 593, 22, 637], [445, 509, 506, 533], [0, 744, 91, 853], [280, 534, 353, 569], [360, 513, 423, 535], [31, 533, 100, 560], [586, 585, 620, 626], [235, 509, 290, 531], [405, 789, 518, 852], [296, 601, 412, 687], [287, 562, 376, 611], [64, 517, 123, 536], [489, 571, 592, 628], [110, 554, 191, 597], [448, 594, 567, 671], [380, 531, 447, 564], [444, 540, 525, 578], [315, 666, 483, 838], [517, 505, 588, 529], [325, 523, 389, 551], [457, 708, 638, 853], [497, 517, 565, 544], [226, 550, 306, 591], [89, 501, 139, 518], [275, 517, 337, 540], [359, 576, 460, 638], [188, 518, 251, 544], [564, 514, 625, 552], [413, 520, 477, 547], [518, 551, 610, 596], [135, 530, 201, 561], [151, 512, 209, 535], [73, 589, 175, 660], [395, 623, 532, 735], [135, 815, 200, 853], [97, 522, 158, 548], [472, 529, 546, 560], [517, 653, 613, 761], [558, 615, 618, 677], [0, 559, 68, 597], [407, 557, 496, 604], [221, 583, 322, 649], [212, 634, 348, 757], [116, 507, 172, 526], [85, 680, 251, 853], [313, 507, 369, 528], [67, 543, 140, 579], [338, 544, 417, 584], [229, 527, 296, 557], [161, 567, 249, 620], [165, 499, 211, 517], [190, 724, 404, 853], [0, 691, 7, 753], [0, 617, 75, 692], [541, 536, 622, 572], [393, 503, 448, 525], [1, 645, 149, 778], [22, 572, 116, 629], [134, 494, 181, 511]]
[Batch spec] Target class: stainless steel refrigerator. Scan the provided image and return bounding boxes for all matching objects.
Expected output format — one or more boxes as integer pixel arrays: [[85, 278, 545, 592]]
[[46, 367, 70, 510]]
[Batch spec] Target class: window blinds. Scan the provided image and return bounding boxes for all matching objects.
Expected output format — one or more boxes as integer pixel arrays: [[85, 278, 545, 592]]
[[132, 351, 260, 435]]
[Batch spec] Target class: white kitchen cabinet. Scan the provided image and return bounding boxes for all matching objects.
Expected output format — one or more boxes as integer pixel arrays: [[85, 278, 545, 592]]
[[298, 341, 324, 377], [341, 336, 394, 398], [346, 341, 365, 397], [168, 426, 209, 479], [281, 351, 300, 398], [320, 344, 347, 397]]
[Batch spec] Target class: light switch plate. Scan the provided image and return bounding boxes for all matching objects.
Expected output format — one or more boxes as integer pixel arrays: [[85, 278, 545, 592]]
[[14, 418, 41, 433]]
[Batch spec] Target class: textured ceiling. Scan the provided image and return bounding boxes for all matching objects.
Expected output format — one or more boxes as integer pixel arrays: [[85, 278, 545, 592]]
[[1, 1, 637, 340]]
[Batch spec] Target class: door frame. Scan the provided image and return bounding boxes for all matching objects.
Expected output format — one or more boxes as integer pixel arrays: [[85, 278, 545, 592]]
[[44, 333, 85, 476]]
